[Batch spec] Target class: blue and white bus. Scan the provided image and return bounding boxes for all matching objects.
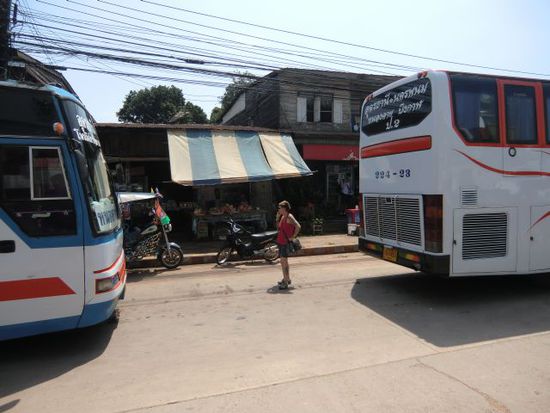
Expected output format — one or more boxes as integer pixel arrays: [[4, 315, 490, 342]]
[[0, 80, 126, 340]]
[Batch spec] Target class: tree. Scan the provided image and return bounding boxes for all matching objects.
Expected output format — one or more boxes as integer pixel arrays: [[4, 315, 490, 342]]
[[170, 102, 208, 124], [117, 85, 206, 124], [210, 72, 256, 123], [209, 107, 223, 124]]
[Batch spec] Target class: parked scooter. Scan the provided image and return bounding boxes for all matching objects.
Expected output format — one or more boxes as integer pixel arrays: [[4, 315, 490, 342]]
[[118, 192, 184, 269], [216, 217, 279, 265]]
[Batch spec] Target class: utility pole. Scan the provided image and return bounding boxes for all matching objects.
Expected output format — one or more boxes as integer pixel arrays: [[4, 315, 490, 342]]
[[0, 0, 12, 79]]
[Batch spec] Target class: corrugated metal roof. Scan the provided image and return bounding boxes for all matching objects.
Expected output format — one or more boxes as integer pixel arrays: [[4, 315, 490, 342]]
[[96, 123, 289, 133]]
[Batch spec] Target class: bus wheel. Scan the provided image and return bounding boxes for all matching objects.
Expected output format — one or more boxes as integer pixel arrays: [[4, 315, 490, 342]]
[[108, 309, 120, 324], [159, 245, 184, 269]]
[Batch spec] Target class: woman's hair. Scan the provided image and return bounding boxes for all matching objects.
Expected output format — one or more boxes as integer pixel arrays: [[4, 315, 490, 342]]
[[278, 200, 291, 211]]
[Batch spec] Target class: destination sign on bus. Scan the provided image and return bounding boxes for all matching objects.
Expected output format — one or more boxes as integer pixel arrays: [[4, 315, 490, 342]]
[[73, 114, 101, 146], [362, 78, 432, 136]]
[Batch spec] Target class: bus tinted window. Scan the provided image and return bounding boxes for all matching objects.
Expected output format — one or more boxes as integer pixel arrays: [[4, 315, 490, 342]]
[[0, 87, 59, 136], [451, 76, 499, 143], [505, 85, 537, 144], [32, 148, 70, 199], [0, 145, 76, 236], [362, 77, 431, 136], [544, 85, 550, 144]]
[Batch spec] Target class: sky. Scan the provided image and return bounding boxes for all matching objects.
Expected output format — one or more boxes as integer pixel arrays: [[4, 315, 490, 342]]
[[15, 0, 550, 122]]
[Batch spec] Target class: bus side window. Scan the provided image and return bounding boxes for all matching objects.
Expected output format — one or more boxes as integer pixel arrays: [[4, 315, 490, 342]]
[[504, 85, 537, 145], [452, 76, 499, 144], [0, 145, 76, 237], [32, 148, 71, 199]]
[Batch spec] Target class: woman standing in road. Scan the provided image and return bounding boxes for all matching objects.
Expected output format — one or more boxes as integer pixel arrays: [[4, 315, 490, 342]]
[[276, 200, 301, 290]]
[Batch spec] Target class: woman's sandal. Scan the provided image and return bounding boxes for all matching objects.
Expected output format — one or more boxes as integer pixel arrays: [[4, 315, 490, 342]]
[[278, 279, 291, 285]]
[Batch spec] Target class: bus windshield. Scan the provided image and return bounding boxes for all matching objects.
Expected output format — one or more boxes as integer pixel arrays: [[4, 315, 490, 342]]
[[63, 100, 120, 234]]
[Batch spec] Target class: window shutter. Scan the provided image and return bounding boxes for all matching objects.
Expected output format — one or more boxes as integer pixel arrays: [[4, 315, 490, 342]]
[[314, 96, 321, 122], [333, 99, 343, 124], [297, 96, 307, 122]]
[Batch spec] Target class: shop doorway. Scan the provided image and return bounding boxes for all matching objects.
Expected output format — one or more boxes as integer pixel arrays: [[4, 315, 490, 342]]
[[326, 164, 356, 214]]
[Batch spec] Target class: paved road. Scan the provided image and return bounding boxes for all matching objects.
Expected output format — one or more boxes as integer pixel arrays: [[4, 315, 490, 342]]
[[1, 253, 550, 413]]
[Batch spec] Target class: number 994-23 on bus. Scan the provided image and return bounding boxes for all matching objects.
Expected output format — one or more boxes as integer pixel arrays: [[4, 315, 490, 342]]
[[374, 169, 411, 179]]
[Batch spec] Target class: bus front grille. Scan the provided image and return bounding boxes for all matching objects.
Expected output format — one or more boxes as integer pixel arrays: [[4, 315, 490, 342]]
[[364, 195, 422, 246]]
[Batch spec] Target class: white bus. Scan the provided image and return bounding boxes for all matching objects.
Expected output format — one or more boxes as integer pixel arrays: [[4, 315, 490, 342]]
[[358, 70, 550, 276], [0, 81, 126, 340]]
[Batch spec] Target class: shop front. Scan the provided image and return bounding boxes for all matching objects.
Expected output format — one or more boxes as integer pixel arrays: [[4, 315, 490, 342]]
[[301, 144, 360, 216], [167, 128, 312, 240], [98, 124, 312, 241]]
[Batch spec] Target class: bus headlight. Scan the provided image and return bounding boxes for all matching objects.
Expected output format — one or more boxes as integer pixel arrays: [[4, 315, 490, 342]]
[[96, 273, 120, 293]]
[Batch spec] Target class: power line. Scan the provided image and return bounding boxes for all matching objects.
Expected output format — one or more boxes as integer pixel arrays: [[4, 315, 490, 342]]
[[19, 57, 394, 106], [29, 3, 364, 73], [142, 0, 550, 78], [59, 0, 404, 76], [25, 0, 550, 84], [16, 9, 405, 87]]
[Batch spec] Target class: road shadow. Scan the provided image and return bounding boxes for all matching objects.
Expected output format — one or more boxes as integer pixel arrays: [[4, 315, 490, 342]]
[[351, 273, 550, 347], [126, 267, 182, 282], [266, 284, 294, 294], [215, 260, 279, 269], [0, 320, 117, 400], [0, 400, 19, 413]]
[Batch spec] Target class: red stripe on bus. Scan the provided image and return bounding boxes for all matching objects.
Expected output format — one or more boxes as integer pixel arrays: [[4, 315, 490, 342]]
[[530, 211, 550, 231], [0, 277, 76, 302], [455, 150, 550, 176], [360, 136, 432, 159], [93, 250, 125, 274]]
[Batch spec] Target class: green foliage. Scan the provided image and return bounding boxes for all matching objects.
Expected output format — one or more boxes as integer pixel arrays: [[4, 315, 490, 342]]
[[117, 85, 206, 124], [177, 102, 208, 124], [210, 72, 256, 124], [209, 106, 223, 123]]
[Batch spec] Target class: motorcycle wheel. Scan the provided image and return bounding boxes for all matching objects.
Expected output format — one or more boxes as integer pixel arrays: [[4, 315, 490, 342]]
[[216, 246, 233, 265], [158, 245, 184, 269], [263, 241, 280, 262]]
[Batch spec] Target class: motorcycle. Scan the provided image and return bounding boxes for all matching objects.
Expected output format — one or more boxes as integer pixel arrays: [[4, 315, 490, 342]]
[[118, 192, 184, 269], [216, 217, 279, 265]]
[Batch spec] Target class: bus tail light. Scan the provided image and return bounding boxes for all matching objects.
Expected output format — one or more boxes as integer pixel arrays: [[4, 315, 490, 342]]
[[423, 195, 442, 253], [358, 194, 364, 232]]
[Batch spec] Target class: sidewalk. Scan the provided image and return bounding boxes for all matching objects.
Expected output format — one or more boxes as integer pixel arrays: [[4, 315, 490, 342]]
[[128, 234, 359, 268]]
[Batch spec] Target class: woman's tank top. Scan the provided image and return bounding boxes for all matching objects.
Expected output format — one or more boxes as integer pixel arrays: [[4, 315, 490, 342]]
[[277, 217, 295, 245]]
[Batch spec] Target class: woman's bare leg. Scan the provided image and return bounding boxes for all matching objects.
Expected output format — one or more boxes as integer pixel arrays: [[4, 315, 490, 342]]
[[280, 256, 290, 283]]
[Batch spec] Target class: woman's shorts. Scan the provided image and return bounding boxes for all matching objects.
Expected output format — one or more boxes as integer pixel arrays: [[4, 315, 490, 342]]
[[278, 243, 290, 258]]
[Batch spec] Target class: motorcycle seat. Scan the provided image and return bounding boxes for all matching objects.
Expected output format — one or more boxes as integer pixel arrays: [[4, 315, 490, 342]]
[[251, 230, 278, 241]]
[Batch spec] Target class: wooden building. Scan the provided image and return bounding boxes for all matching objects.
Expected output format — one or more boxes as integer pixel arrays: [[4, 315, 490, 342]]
[[221, 68, 399, 217], [7, 50, 77, 95]]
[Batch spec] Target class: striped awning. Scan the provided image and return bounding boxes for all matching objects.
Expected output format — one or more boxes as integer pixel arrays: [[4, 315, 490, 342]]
[[167, 129, 312, 186]]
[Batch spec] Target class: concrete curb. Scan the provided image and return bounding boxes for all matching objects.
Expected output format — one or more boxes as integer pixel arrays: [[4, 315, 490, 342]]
[[127, 244, 359, 269]]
